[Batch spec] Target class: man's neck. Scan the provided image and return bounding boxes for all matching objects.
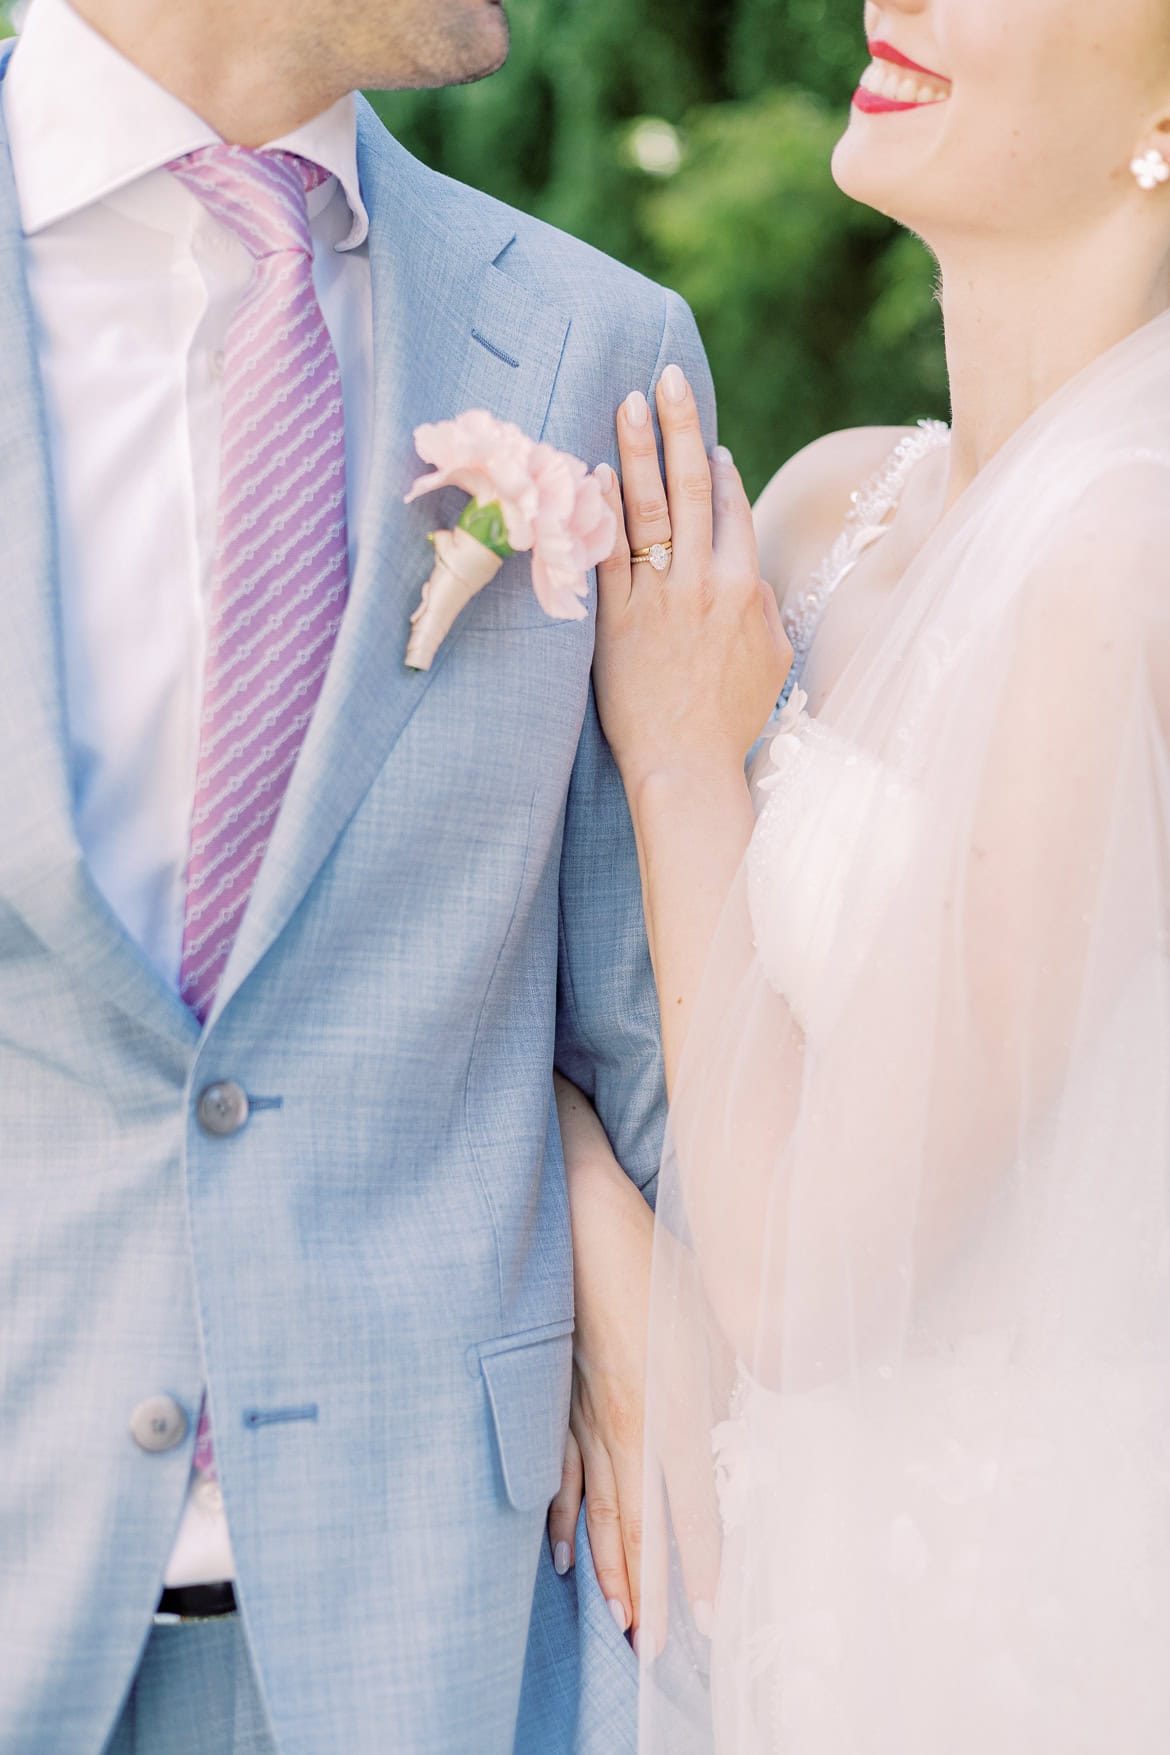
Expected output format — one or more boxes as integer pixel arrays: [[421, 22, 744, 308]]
[[69, 0, 348, 144], [937, 214, 1170, 506]]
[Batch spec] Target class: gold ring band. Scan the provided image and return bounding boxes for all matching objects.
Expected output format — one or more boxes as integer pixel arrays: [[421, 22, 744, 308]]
[[630, 540, 673, 572]]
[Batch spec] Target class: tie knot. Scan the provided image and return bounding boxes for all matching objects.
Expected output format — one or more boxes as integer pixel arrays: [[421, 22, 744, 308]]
[[167, 146, 328, 260]]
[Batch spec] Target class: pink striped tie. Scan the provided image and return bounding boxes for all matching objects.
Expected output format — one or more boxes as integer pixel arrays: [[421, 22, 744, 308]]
[[169, 145, 349, 1027], [169, 146, 350, 1486]]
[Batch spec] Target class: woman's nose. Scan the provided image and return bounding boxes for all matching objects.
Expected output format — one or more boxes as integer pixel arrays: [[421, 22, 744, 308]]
[[866, 0, 929, 29]]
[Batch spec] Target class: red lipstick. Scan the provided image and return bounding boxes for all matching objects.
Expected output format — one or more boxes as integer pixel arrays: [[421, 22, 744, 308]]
[[852, 89, 919, 114], [867, 39, 951, 83], [852, 39, 952, 114]]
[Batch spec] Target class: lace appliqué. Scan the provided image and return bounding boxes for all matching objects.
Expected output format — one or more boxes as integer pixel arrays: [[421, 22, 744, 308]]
[[757, 685, 810, 793], [778, 419, 950, 709]]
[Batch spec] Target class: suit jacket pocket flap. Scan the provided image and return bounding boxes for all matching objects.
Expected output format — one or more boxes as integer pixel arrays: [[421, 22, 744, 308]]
[[480, 1320, 574, 1511]]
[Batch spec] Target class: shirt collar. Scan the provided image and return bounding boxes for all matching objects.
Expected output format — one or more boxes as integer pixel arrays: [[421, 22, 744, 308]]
[[3, 0, 369, 248], [268, 95, 368, 250]]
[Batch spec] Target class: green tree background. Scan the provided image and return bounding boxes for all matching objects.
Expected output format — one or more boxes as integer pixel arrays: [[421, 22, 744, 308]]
[[365, 0, 948, 496], [1, 0, 949, 497]]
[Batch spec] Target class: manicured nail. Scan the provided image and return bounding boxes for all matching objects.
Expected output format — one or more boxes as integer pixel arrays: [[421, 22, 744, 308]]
[[608, 1597, 629, 1633], [659, 363, 688, 403], [711, 445, 735, 468], [594, 462, 617, 492], [693, 1599, 715, 1638], [554, 1541, 572, 1576], [624, 390, 649, 428]]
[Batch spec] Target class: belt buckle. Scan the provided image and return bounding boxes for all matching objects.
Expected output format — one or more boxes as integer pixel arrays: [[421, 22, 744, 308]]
[[154, 1581, 237, 1624]]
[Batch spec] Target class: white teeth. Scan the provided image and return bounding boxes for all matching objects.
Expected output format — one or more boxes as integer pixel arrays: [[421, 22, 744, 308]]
[[859, 57, 950, 105]]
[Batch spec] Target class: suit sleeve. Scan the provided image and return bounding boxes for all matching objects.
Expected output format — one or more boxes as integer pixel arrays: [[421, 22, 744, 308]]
[[554, 289, 718, 1206]]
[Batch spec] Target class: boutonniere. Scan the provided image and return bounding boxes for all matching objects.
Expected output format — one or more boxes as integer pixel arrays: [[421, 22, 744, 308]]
[[402, 409, 618, 670]]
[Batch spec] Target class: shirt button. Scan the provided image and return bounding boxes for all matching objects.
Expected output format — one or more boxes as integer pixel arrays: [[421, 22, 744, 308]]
[[210, 348, 227, 380], [196, 1081, 250, 1137], [196, 1478, 225, 1515], [129, 1395, 189, 1454]]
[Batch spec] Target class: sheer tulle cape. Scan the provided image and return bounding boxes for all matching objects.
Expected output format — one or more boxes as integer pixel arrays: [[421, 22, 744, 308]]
[[639, 310, 1170, 1755]]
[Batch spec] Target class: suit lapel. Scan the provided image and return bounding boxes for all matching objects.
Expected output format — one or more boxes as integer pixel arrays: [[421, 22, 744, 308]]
[[0, 58, 569, 1037], [0, 42, 198, 1054], [205, 103, 571, 1027]]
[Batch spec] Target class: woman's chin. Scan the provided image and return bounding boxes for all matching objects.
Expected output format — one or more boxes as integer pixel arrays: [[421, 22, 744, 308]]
[[830, 129, 924, 230]]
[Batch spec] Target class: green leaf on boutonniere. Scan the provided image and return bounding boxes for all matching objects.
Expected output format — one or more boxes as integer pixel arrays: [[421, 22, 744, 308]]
[[457, 498, 514, 560]]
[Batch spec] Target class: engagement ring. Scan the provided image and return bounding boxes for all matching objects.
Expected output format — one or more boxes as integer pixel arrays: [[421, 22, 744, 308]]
[[631, 540, 673, 572]]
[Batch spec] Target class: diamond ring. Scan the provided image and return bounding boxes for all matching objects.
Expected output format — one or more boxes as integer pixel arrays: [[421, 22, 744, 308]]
[[631, 540, 673, 572]]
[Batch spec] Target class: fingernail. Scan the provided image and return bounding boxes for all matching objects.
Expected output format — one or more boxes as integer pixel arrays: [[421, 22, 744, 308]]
[[711, 445, 735, 468], [632, 1628, 644, 1660], [659, 363, 688, 403], [693, 1599, 715, 1638], [608, 1597, 629, 1633], [624, 390, 650, 428], [554, 1541, 572, 1576], [594, 462, 617, 492]]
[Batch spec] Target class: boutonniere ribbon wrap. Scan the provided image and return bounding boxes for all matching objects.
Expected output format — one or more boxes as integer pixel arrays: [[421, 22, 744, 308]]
[[403, 409, 619, 670]]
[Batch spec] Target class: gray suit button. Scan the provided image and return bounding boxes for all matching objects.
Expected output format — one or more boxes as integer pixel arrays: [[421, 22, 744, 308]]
[[130, 1395, 189, 1453], [197, 1081, 250, 1137]]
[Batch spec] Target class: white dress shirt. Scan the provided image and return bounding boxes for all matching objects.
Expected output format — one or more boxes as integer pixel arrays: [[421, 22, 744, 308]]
[[3, 0, 374, 1586]]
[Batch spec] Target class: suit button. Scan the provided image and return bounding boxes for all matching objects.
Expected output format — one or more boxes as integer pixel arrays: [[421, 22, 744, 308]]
[[129, 1395, 189, 1453], [197, 1081, 250, 1137]]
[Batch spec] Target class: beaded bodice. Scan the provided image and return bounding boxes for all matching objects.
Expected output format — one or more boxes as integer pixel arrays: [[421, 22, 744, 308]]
[[778, 420, 950, 707]]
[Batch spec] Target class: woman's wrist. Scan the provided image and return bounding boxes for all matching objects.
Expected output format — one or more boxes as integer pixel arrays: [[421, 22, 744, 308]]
[[622, 753, 752, 835]]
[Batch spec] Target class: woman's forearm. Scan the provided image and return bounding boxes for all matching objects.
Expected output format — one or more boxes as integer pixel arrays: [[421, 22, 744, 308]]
[[554, 1071, 628, 1192], [626, 759, 756, 1097]]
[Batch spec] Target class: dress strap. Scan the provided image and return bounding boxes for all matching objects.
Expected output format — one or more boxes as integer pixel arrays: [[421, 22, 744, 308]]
[[779, 419, 949, 706]]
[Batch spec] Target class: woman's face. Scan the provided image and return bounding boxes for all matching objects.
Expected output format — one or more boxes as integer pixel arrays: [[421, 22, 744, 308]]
[[832, 0, 1170, 250]]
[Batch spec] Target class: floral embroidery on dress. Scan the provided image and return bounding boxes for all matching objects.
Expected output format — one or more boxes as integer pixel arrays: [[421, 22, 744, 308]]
[[778, 418, 950, 710], [757, 684, 810, 793]]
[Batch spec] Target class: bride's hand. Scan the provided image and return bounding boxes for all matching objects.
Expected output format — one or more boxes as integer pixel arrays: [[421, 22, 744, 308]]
[[592, 366, 791, 794], [547, 1076, 722, 1653]]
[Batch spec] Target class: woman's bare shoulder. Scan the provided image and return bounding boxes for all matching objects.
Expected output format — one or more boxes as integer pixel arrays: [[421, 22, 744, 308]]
[[754, 426, 916, 613]]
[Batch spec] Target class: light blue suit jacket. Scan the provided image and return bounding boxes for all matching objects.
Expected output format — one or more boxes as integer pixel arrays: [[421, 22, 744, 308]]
[[0, 49, 717, 1755]]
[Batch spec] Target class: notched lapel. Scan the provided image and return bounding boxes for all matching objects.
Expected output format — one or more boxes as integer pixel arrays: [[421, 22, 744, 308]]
[[207, 108, 572, 1028]]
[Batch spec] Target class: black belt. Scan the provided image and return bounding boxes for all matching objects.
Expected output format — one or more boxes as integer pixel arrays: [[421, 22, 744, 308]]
[[155, 1581, 237, 1621]]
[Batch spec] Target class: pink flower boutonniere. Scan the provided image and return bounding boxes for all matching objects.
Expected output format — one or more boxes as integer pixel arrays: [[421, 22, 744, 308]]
[[402, 409, 618, 670]]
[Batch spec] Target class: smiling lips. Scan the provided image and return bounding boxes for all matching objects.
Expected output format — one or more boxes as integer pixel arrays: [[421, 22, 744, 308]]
[[854, 39, 952, 114]]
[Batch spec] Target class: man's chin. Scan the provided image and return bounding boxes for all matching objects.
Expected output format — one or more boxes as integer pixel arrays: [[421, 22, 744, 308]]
[[431, 0, 511, 90], [369, 5, 510, 95], [457, 5, 511, 86], [459, 43, 510, 86]]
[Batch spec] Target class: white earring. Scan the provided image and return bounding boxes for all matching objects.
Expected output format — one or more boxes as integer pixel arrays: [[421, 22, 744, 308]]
[[1131, 147, 1170, 191]]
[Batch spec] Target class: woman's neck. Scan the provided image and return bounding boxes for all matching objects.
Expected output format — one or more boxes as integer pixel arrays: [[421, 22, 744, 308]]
[[938, 216, 1170, 505]]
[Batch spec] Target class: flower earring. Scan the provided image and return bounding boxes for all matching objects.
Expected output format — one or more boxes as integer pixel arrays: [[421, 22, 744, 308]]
[[1131, 147, 1170, 191]]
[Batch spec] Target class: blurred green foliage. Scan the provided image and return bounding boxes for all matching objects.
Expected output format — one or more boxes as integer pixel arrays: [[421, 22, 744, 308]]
[[0, 0, 949, 495], [368, 0, 948, 496]]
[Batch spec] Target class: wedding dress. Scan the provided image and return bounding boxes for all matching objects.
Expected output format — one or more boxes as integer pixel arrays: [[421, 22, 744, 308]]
[[639, 314, 1170, 1755]]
